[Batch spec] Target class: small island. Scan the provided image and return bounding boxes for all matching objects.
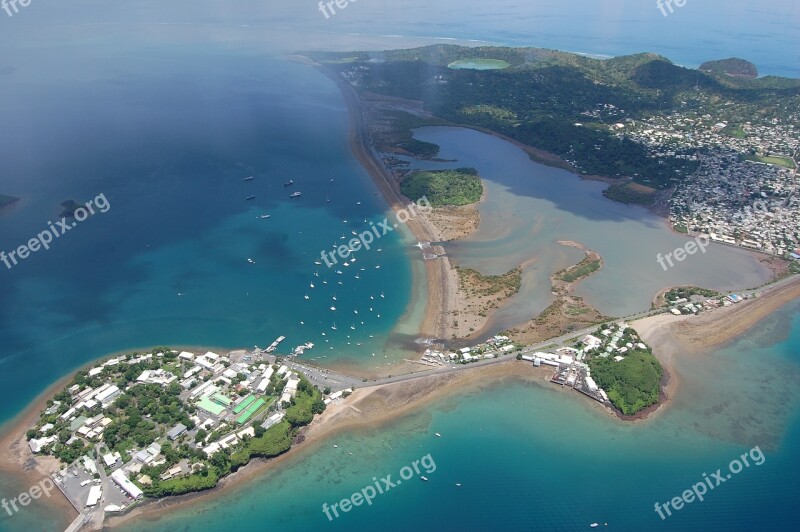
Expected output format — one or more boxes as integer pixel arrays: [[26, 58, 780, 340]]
[[25, 346, 337, 520], [699, 58, 758, 79], [59, 200, 83, 219], [0, 194, 19, 208]]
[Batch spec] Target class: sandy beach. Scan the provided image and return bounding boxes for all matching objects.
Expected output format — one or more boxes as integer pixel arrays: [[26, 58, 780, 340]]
[[631, 273, 800, 420], [322, 66, 457, 343]]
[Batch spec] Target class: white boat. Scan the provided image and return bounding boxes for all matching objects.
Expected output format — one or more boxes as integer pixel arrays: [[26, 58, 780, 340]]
[[420, 476, 428, 482], [332, 295, 337, 300], [330, 306, 336, 311], [590, 525, 599, 529], [290, 192, 301, 198], [310, 282, 315, 288], [435, 433, 441, 437], [350, 325, 356, 330], [304, 295, 310, 300], [314, 260, 322, 265], [375, 265, 381, 269], [331, 323, 337, 330], [259, 214, 271, 219], [242, 175, 254, 181], [380, 292, 385, 298], [247, 258, 255, 264]]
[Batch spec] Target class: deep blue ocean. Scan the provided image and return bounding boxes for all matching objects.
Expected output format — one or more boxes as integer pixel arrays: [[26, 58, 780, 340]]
[[0, 1, 798, 530]]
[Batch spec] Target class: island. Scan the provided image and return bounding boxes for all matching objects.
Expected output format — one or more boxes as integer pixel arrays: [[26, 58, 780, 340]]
[[24, 346, 332, 522], [0, 194, 19, 210]]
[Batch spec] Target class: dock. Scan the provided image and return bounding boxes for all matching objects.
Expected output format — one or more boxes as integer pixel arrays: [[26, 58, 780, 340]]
[[265, 336, 286, 353]]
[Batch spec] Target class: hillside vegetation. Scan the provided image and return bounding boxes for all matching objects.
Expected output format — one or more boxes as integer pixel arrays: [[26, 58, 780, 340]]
[[401, 167, 483, 206]]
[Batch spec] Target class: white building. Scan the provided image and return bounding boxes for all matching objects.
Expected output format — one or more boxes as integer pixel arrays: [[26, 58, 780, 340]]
[[111, 469, 143, 499], [86, 485, 102, 507]]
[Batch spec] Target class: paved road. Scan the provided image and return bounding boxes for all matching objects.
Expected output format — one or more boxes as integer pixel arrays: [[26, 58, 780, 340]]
[[285, 273, 800, 391]]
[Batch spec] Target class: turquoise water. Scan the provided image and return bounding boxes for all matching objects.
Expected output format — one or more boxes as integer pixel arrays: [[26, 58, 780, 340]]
[[0, 48, 422, 425], [117, 299, 800, 532]]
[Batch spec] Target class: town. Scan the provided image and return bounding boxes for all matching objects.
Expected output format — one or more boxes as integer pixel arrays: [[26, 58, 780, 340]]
[[26, 343, 347, 529], [618, 102, 799, 258]]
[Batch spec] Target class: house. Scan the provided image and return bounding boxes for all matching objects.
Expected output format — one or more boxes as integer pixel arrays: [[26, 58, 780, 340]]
[[167, 423, 188, 441], [261, 412, 285, 430], [256, 377, 271, 393], [136, 369, 177, 386], [28, 436, 57, 454], [285, 377, 301, 397], [102, 452, 121, 467], [582, 334, 602, 350], [95, 385, 121, 407]]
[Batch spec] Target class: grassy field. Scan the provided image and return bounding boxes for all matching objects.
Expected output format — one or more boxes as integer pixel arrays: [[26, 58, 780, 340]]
[[744, 154, 796, 169]]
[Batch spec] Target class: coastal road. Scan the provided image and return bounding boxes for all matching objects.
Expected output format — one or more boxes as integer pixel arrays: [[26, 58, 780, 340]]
[[286, 274, 798, 392]]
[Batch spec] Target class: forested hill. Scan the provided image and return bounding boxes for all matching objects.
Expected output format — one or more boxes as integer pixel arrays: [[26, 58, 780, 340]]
[[312, 45, 799, 190]]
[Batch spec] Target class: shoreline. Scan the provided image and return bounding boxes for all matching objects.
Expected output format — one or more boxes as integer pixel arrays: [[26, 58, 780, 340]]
[[2, 273, 798, 528], [319, 65, 454, 343], [103, 359, 557, 529]]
